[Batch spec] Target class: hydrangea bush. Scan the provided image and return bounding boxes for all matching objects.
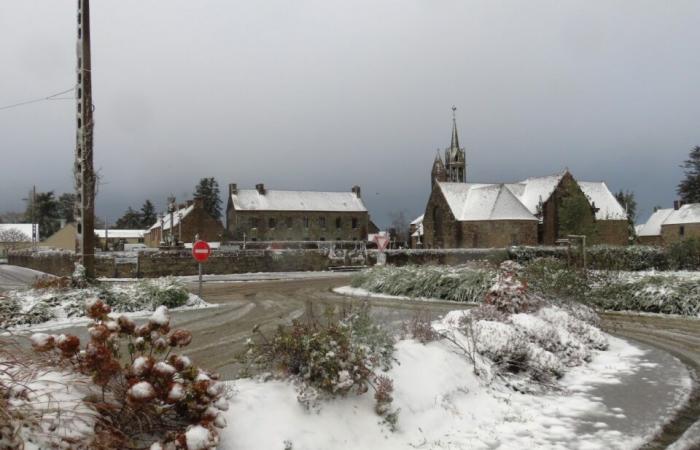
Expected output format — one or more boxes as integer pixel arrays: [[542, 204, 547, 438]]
[[29, 300, 228, 449]]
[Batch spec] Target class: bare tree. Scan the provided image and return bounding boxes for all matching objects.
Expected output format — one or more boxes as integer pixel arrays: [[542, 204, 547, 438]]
[[388, 210, 409, 247], [0, 228, 30, 244]]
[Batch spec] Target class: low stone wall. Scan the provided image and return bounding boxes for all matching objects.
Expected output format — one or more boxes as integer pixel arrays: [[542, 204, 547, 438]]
[[376, 248, 509, 266]]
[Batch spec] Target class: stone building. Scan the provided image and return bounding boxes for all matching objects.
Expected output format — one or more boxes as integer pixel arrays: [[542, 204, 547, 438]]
[[226, 184, 370, 242], [420, 110, 629, 248], [145, 198, 224, 247], [638, 202, 700, 245]]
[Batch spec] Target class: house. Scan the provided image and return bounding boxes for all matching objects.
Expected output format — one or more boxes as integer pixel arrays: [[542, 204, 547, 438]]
[[421, 110, 629, 248], [638, 202, 700, 245], [226, 184, 370, 242], [0, 224, 35, 257], [42, 222, 77, 251], [145, 198, 224, 247], [95, 229, 145, 250], [636, 208, 674, 246]]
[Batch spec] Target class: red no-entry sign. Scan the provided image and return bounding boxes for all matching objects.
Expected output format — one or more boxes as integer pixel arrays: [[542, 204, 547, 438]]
[[192, 240, 211, 262]]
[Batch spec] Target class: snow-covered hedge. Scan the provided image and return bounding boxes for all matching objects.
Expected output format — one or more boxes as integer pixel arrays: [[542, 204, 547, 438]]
[[351, 265, 495, 303], [0, 277, 204, 329]]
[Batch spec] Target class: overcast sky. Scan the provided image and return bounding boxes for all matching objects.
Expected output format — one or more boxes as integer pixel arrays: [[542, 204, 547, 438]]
[[1, 0, 699, 228]]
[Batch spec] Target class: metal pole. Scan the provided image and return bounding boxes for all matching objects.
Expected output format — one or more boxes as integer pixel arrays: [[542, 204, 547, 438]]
[[75, 0, 96, 278], [198, 262, 203, 298]]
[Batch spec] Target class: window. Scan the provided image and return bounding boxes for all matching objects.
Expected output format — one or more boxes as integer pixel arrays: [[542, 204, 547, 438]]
[[286, 217, 293, 228], [303, 216, 309, 229], [335, 217, 341, 230], [268, 218, 276, 229], [320, 237, 326, 241], [319, 216, 326, 229], [351, 218, 358, 229], [250, 217, 259, 229], [680, 226, 685, 237]]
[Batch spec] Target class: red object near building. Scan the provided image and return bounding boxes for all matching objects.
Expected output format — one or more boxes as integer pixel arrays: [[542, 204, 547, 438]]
[[192, 240, 211, 262]]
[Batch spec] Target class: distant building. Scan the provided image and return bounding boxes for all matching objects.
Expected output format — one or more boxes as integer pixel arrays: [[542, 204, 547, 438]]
[[95, 229, 145, 250], [226, 183, 370, 242], [145, 198, 224, 247], [421, 110, 629, 248], [409, 214, 424, 248], [638, 202, 700, 245]]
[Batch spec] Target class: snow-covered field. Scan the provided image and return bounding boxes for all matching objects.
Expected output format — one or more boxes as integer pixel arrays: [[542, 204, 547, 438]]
[[220, 310, 692, 450]]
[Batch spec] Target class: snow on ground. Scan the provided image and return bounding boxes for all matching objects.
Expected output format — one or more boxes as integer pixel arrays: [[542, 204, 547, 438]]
[[667, 421, 700, 450], [333, 285, 473, 304], [0, 363, 98, 449], [220, 312, 692, 450]]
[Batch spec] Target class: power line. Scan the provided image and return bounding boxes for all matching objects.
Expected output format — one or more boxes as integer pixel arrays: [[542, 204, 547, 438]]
[[0, 87, 76, 111]]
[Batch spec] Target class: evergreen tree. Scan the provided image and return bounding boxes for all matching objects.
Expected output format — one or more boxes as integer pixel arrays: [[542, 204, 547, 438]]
[[24, 191, 60, 239], [58, 193, 76, 223], [193, 177, 222, 219], [614, 190, 637, 224], [140, 200, 157, 228], [115, 207, 143, 229], [677, 146, 700, 203]]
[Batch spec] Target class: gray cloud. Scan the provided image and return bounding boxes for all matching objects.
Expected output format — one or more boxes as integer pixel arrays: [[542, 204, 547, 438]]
[[1, 0, 699, 227]]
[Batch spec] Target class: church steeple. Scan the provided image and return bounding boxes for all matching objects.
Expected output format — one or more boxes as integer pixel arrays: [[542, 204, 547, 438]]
[[444, 106, 466, 183], [431, 150, 447, 187], [450, 106, 460, 150]]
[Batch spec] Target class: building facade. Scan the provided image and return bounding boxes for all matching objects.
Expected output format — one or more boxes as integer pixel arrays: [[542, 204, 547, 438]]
[[420, 110, 629, 248], [226, 184, 370, 242], [639, 202, 700, 245], [145, 198, 224, 247]]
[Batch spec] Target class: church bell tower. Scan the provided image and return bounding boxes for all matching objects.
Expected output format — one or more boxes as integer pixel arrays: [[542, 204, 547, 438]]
[[444, 106, 466, 182]]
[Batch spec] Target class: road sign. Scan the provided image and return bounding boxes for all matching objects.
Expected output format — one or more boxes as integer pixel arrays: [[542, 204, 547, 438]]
[[192, 240, 211, 262], [373, 235, 390, 252]]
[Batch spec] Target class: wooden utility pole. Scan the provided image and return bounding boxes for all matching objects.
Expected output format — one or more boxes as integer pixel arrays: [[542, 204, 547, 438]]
[[75, 0, 96, 278]]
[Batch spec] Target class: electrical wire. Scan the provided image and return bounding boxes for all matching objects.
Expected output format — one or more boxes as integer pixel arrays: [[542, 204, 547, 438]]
[[0, 87, 76, 111]]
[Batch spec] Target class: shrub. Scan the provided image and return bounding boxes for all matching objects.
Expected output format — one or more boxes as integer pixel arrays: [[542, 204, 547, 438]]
[[587, 245, 668, 271], [667, 238, 700, 270], [352, 265, 494, 303], [29, 300, 228, 449], [243, 303, 398, 429], [401, 311, 439, 343]]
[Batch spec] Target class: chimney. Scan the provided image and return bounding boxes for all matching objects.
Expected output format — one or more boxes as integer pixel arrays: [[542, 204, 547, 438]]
[[194, 197, 204, 209], [256, 183, 266, 195], [229, 183, 238, 196], [352, 185, 361, 198], [674, 200, 680, 210]]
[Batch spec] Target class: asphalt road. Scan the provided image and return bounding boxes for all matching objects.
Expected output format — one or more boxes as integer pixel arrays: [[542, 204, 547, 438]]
[[0, 264, 49, 291]]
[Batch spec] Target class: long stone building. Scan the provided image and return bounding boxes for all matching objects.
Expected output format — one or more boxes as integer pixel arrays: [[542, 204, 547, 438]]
[[226, 183, 370, 242], [417, 110, 629, 248], [145, 198, 224, 247], [637, 202, 700, 245]]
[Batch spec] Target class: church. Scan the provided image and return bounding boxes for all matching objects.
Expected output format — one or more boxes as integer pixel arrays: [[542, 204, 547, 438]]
[[413, 109, 630, 249]]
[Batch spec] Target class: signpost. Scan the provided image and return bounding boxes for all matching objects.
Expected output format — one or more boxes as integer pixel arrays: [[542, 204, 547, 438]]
[[373, 234, 390, 265], [192, 239, 211, 297]]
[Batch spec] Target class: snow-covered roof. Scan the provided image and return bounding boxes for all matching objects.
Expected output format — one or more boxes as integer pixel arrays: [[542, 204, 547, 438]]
[[149, 204, 195, 231], [664, 203, 700, 226], [505, 173, 565, 215], [231, 190, 367, 213], [410, 214, 424, 226], [0, 224, 34, 242], [95, 229, 145, 239], [578, 182, 627, 220], [438, 183, 538, 222], [637, 209, 674, 237]]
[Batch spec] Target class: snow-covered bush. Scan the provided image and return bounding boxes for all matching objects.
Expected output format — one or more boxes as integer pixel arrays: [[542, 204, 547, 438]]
[[484, 261, 542, 313], [667, 237, 700, 270], [243, 304, 398, 429], [587, 245, 669, 271], [351, 265, 495, 302], [1, 277, 201, 329], [28, 300, 228, 449]]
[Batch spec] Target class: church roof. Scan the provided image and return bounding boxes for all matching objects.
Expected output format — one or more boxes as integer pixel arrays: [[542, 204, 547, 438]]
[[664, 203, 700, 226], [578, 181, 628, 220], [231, 189, 367, 213], [637, 208, 674, 237], [505, 172, 566, 215], [438, 182, 538, 222]]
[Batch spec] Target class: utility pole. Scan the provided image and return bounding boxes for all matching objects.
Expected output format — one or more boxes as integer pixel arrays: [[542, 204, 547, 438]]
[[75, 0, 96, 277]]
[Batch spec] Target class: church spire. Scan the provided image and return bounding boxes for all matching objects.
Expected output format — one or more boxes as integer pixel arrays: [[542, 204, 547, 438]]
[[450, 105, 459, 150]]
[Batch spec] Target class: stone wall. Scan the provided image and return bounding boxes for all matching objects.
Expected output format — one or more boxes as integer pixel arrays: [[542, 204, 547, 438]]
[[661, 223, 700, 244], [593, 220, 629, 246], [379, 248, 509, 266]]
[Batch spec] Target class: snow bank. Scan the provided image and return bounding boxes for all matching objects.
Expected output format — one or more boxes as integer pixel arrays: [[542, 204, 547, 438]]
[[222, 333, 683, 449]]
